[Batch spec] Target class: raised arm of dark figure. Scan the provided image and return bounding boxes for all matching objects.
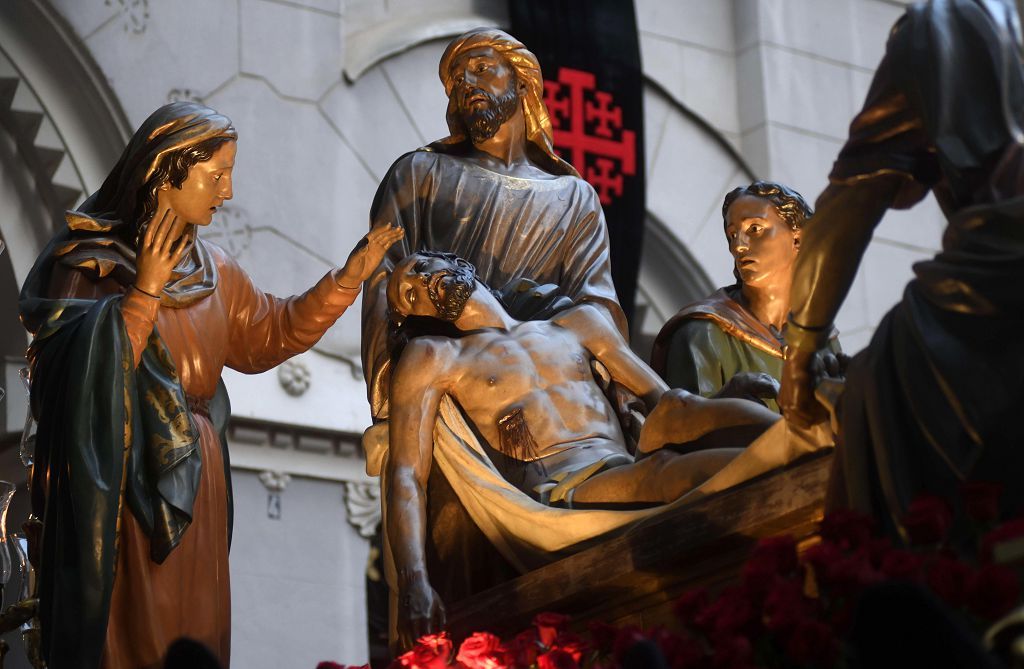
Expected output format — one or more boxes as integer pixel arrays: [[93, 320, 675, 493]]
[[780, 176, 903, 427], [385, 337, 457, 651]]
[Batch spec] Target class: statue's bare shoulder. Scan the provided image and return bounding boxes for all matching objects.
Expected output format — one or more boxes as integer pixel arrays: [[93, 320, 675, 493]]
[[552, 304, 623, 351], [393, 335, 462, 391]]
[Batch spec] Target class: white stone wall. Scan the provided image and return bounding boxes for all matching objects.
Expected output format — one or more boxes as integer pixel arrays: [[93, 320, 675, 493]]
[[229, 469, 370, 667]]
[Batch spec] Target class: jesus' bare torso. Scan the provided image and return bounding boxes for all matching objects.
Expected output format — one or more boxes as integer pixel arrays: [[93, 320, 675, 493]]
[[424, 311, 629, 492]]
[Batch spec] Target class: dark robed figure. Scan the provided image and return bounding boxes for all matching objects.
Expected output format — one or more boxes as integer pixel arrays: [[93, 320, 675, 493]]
[[20, 102, 400, 669], [781, 0, 1024, 539], [361, 28, 625, 423]]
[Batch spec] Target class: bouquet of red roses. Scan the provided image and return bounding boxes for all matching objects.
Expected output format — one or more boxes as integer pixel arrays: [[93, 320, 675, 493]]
[[325, 483, 1024, 669]]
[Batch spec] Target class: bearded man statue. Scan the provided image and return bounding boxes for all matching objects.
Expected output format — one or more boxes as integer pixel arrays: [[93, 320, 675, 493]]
[[360, 28, 626, 426]]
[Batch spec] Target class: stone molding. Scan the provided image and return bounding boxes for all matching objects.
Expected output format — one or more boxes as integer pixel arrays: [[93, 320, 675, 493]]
[[343, 480, 381, 539]]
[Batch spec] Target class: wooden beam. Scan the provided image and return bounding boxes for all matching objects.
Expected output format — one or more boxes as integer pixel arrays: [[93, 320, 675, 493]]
[[446, 451, 833, 638]]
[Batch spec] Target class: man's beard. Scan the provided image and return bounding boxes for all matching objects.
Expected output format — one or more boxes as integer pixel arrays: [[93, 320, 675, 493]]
[[458, 85, 520, 144], [424, 261, 477, 321]]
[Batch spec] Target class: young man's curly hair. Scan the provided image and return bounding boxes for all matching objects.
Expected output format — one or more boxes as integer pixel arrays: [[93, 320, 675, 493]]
[[721, 180, 813, 232]]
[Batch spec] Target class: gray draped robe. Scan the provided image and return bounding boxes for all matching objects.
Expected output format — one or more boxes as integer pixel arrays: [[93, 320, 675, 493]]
[[361, 149, 626, 420]]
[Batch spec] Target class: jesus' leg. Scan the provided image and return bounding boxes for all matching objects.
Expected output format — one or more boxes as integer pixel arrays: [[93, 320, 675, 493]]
[[569, 448, 742, 505]]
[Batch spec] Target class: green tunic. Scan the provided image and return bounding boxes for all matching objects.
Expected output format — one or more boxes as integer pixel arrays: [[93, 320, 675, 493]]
[[651, 287, 839, 414], [664, 319, 786, 413]]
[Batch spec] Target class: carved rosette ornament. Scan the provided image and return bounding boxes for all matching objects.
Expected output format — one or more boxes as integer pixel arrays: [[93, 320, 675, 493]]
[[344, 480, 381, 539], [277, 359, 311, 396], [106, 0, 149, 34], [167, 89, 203, 104], [258, 471, 291, 520]]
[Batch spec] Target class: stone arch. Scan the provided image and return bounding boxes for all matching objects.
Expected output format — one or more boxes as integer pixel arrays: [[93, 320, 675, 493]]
[[0, 0, 130, 430], [631, 82, 755, 357]]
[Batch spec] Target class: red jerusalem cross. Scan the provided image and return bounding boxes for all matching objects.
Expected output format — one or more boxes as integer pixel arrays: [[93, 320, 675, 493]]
[[543, 67, 637, 205]]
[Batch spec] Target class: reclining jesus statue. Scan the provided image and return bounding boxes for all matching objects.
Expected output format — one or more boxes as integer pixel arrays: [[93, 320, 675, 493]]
[[384, 251, 785, 647]]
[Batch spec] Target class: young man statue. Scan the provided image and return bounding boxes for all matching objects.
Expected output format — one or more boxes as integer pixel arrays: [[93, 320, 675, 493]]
[[652, 181, 839, 413]]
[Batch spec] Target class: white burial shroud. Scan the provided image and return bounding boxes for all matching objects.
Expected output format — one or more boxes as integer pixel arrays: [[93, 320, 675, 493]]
[[413, 396, 832, 574]]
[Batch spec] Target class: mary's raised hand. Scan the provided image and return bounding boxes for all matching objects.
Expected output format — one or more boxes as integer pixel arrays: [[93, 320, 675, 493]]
[[135, 206, 190, 298], [337, 222, 404, 288]]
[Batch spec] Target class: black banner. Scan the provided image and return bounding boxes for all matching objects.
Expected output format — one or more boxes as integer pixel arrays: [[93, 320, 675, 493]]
[[510, 0, 646, 325]]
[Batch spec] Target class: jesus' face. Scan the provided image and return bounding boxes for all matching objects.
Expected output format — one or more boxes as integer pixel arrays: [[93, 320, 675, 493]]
[[388, 252, 477, 322], [448, 46, 520, 144]]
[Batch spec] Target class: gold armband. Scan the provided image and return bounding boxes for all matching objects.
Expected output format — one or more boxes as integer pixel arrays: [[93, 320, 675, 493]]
[[783, 314, 831, 351]]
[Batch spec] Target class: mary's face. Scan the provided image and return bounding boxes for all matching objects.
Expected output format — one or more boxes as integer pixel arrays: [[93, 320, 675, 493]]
[[162, 140, 236, 226]]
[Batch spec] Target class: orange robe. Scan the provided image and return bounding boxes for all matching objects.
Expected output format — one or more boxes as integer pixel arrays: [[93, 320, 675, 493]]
[[50, 240, 358, 669]]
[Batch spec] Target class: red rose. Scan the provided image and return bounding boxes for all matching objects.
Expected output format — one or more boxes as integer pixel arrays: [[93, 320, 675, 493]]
[[693, 585, 756, 638], [396, 632, 453, 669], [396, 648, 447, 669], [927, 555, 973, 608], [418, 633, 453, 656], [879, 549, 925, 582], [646, 627, 703, 668], [533, 612, 571, 648], [741, 565, 782, 602], [902, 495, 953, 546], [551, 632, 587, 663], [803, 541, 842, 573], [808, 546, 881, 598], [784, 619, 838, 667], [711, 635, 754, 669], [611, 625, 645, 661], [820, 509, 874, 550], [537, 648, 578, 669], [865, 537, 893, 570], [981, 517, 1024, 563], [960, 481, 1003, 525], [748, 535, 799, 576], [586, 621, 618, 654], [456, 632, 508, 669], [763, 579, 814, 636], [507, 629, 541, 668], [740, 536, 799, 603], [966, 564, 1021, 621], [672, 587, 710, 627]]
